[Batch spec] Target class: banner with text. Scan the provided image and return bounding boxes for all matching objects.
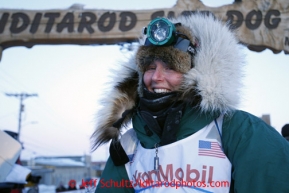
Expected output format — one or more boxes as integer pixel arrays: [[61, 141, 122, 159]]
[[0, 0, 288, 59]]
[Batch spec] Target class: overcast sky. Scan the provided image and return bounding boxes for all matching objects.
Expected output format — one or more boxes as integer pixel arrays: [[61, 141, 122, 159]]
[[0, 0, 289, 162]]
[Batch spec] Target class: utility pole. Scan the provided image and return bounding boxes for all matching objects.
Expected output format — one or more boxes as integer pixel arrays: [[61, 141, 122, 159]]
[[5, 92, 38, 141]]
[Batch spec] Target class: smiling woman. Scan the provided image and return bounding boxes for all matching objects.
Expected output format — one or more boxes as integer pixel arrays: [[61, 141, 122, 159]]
[[93, 12, 289, 193], [0, 0, 289, 165]]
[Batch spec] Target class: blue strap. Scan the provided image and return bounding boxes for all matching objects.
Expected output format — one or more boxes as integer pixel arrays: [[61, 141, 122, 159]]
[[214, 119, 222, 138]]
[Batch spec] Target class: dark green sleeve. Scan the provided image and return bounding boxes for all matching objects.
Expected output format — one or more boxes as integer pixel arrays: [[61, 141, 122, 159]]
[[95, 156, 134, 193], [222, 110, 289, 193]]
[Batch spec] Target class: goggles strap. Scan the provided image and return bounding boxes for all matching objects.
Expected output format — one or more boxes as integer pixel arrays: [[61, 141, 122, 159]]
[[174, 37, 197, 56], [143, 36, 197, 57]]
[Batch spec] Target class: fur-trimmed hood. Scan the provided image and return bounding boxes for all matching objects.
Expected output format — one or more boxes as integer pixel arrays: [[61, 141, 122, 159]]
[[91, 13, 245, 150]]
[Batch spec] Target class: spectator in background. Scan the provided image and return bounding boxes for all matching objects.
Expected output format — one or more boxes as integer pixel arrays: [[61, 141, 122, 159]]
[[56, 182, 66, 192], [281, 124, 289, 141], [68, 179, 77, 190]]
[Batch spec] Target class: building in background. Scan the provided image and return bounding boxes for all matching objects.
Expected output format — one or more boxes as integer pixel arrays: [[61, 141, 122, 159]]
[[24, 155, 94, 189]]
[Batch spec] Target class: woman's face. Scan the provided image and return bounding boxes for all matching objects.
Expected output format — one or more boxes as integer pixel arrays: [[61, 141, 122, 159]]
[[143, 60, 183, 93]]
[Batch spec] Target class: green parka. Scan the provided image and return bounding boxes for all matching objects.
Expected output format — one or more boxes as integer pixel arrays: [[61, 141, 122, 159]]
[[96, 107, 289, 192]]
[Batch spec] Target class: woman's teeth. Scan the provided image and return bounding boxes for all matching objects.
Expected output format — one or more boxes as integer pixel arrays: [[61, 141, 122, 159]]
[[154, 89, 170, 93]]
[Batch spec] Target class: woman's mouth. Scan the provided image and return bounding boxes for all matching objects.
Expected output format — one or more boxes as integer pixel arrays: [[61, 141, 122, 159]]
[[153, 88, 171, 93]]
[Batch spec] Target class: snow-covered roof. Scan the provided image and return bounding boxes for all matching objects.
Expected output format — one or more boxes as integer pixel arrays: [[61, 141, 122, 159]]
[[34, 158, 85, 167]]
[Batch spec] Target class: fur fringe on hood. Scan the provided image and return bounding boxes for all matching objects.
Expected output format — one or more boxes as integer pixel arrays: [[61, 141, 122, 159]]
[[91, 13, 245, 150]]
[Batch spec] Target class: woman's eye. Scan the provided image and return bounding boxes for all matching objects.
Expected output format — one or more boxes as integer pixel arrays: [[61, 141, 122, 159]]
[[146, 65, 156, 71], [165, 67, 174, 70]]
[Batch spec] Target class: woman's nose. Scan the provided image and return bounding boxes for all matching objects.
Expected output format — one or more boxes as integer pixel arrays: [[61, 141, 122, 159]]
[[151, 67, 164, 81]]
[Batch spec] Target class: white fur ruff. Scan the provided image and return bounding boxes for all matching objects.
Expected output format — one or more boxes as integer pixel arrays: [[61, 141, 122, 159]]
[[171, 14, 245, 113]]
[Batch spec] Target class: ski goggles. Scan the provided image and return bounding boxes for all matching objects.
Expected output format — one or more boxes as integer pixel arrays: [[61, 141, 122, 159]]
[[142, 17, 197, 56]]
